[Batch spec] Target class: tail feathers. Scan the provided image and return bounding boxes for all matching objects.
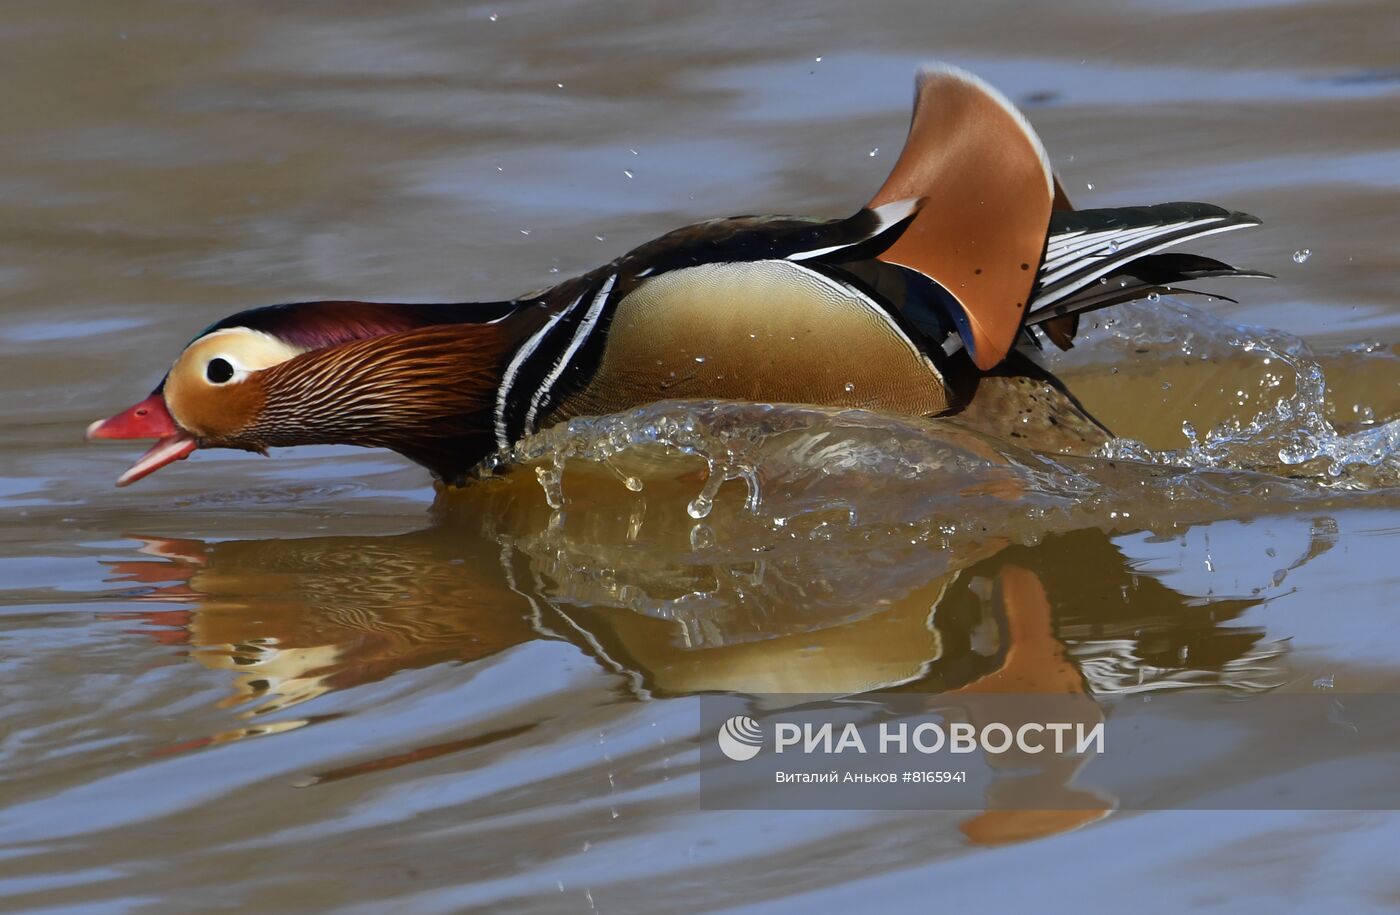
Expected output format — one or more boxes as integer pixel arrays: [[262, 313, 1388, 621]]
[[1035, 176, 1079, 348], [1026, 252, 1272, 334], [1031, 203, 1261, 319]]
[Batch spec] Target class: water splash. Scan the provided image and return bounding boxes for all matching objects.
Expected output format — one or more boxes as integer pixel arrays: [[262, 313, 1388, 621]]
[[1093, 301, 1400, 489], [501, 399, 1373, 554], [507, 403, 771, 516], [498, 299, 1395, 539]]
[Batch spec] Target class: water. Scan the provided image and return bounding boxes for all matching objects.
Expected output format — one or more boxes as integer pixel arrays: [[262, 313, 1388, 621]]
[[3, 0, 1400, 911]]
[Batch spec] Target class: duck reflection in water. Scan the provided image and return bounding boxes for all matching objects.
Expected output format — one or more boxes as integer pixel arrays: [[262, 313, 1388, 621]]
[[103, 448, 1308, 845]]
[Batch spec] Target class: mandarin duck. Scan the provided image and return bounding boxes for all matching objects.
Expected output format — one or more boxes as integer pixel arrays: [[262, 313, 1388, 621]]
[[88, 64, 1262, 487]]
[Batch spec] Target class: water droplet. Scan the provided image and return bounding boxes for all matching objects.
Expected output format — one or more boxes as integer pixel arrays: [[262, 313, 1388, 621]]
[[519, 229, 531, 236], [1292, 248, 1312, 264], [1147, 291, 1161, 303], [694, 355, 706, 363], [1098, 276, 1108, 285], [488, 11, 499, 21], [843, 382, 855, 393], [594, 234, 606, 242], [556, 82, 565, 89], [689, 523, 714, 549], [628, 148, 638, 156], [1086, 182, 1095, 190], [534, 465, 564, 509], [1313, 674, 1335, 689], [1107, 240, 1119, 253], [868, 147, 879, 157], [1353, 404, 1375, 423], [814, 56, 823, 62], [548, 266, 559, 273], [623, 169, 634, 179]]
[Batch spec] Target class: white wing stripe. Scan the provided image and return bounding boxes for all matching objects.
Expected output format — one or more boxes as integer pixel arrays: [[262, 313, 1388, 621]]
[[1043, 226, 1143, 265], [1030, 221, 1254, 313], [1039, 219, 1225, 287], [787, 198, 920, 262], [1042, 222, 1198, 276]]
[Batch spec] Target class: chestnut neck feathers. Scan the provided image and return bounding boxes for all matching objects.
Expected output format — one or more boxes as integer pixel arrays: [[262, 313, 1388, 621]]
[[209, 302, 530, 483]]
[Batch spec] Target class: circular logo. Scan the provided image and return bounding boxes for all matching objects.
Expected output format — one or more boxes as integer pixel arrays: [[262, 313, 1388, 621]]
[[717, 715, 764, 761]]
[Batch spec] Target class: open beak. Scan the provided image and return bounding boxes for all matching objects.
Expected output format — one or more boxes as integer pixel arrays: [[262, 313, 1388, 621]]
[[86, 393, 198, 487]]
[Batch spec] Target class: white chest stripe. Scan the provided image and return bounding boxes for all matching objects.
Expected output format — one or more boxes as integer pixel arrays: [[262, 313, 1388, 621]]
[[494, 289, 587, 450], [523, 272, 618, 437]]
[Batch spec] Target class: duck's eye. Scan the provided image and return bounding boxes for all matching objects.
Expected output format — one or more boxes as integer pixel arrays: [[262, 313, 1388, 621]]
[[205, 357, 236, 384]]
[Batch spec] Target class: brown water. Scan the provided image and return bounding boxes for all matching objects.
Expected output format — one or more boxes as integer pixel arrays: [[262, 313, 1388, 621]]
[[3, 1, 1400, 911]]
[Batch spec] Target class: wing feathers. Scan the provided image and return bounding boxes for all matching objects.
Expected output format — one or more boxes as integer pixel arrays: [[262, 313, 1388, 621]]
[[868, 63, 1055, 371], [786, 198, 921, 261], [1030, 203, 1262, 316], [1027, 252, 1271, 329]]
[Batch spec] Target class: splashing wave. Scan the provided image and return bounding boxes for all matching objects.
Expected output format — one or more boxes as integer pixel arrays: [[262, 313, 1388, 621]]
[[495, 299, 1397, 538], [1086, 301, 1400, 489]]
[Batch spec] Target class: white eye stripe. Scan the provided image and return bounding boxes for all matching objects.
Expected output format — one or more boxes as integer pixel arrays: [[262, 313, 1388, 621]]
[[181, 327, 308, 389]]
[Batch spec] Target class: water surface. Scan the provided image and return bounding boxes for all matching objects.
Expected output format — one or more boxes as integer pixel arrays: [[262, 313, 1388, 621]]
[[2, 0, 1399, 911]]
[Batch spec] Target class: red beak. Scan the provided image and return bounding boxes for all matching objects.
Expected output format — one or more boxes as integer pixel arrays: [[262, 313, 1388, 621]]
[[86, 393, 198, 487]]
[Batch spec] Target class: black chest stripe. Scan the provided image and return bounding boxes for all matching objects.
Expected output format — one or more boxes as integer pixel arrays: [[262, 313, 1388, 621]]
[[494, 284, 592, 449], [523, 272, 618, 436]]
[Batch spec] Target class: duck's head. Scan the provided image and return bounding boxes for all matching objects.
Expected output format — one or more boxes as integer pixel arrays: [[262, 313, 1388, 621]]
[[87, 301, 518, 486]]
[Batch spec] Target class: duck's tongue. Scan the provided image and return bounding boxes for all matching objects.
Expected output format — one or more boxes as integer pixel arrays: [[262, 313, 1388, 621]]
[[86, 394, 198, 487]]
